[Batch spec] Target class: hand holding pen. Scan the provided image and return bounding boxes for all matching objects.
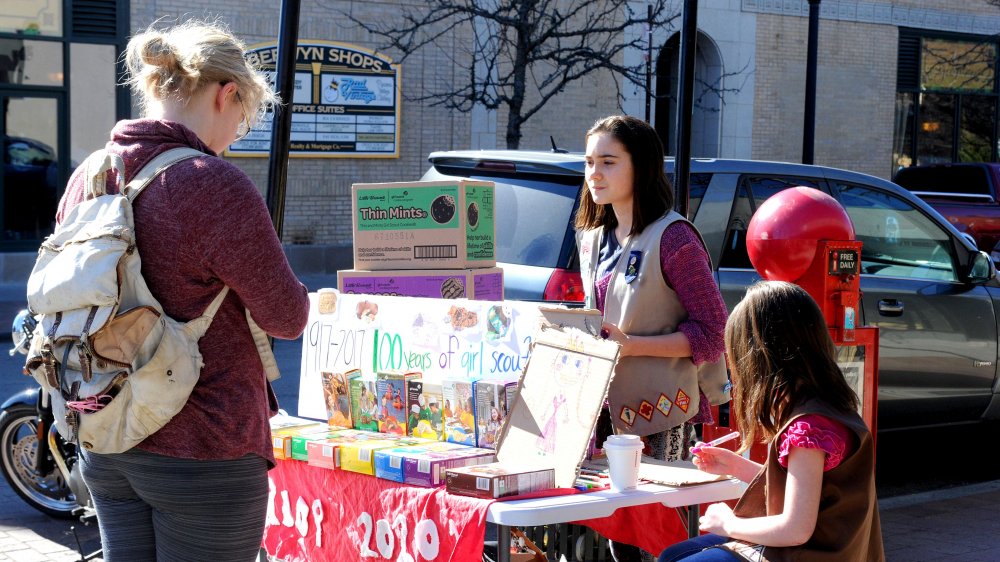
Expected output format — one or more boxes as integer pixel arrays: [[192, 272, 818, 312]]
[[690, 431, 740, 454], [690, 431, 743, 477]]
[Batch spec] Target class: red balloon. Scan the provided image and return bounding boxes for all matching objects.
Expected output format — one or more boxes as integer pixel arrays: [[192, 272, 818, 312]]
[[746, 186, 855, 282]]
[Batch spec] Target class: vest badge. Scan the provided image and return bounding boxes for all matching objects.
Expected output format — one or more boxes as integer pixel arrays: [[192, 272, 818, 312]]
[[619, 405, 636, 427], [624, 251, 641, 283]]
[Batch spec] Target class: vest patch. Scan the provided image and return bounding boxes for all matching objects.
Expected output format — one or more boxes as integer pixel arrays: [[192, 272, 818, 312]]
[[656, 394, 673, 417], [637, 400, 654, 420], [619, 406, 636, 427], [624, 251, 641, 284], [675, 389, 691, 413]]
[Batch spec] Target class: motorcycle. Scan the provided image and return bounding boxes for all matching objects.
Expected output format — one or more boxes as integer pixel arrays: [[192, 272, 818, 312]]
[[0, 309, 95, 522]]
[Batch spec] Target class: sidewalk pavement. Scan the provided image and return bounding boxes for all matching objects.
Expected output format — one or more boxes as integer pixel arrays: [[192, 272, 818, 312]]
[[3, 477, 1000, 561]]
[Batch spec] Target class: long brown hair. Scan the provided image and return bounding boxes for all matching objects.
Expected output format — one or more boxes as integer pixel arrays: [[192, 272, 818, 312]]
[[574, 115, 673, 235], [725, 281, 859, 452]]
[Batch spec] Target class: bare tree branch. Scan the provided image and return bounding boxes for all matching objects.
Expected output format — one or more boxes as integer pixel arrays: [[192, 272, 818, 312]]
[[341, 0, 680, 148]]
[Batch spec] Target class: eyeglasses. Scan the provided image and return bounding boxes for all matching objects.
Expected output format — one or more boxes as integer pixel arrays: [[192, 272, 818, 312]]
[[234, 90, 251, 141]]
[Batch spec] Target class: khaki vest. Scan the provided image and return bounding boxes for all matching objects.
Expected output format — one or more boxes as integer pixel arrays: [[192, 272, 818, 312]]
[[577, 212, 729, 435], [726, 400, 885, 562]]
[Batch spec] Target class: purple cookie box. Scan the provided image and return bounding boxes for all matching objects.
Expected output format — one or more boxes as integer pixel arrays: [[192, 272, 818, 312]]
[[403, 447, 496, 487]]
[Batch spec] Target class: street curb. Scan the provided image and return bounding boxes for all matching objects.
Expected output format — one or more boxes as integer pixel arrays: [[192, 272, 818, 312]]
[[878, 479, 1000, 510]]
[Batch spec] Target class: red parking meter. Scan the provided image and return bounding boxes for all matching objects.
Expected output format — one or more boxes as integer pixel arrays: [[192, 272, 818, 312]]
[[745, 186, 860, 345], [703, 187, 878, 464]]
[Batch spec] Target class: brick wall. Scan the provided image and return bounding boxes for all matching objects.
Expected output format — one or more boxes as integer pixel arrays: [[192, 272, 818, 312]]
[[124, 0, 1000, 247], [752, 15, 897, 179]]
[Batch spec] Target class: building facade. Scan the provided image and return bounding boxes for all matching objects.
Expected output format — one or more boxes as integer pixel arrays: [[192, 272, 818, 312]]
[[2, 0, 999, 259]]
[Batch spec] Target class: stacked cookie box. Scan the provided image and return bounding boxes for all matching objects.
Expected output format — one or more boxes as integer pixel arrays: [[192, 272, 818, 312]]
[[340, 180, 502, 301]]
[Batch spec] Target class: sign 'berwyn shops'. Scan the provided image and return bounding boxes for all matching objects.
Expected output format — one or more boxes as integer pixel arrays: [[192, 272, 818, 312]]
[[227, 40, 400, 158]]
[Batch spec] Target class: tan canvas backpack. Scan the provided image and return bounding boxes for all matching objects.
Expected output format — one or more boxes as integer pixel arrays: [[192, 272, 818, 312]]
[[24, 147, 279, 453]]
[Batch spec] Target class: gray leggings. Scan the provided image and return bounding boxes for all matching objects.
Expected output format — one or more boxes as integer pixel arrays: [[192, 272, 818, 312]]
[[80, 448, 269, 562]]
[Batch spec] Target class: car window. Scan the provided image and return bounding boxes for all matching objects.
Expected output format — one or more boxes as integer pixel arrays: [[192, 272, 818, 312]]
[[669, 172, 711, 219], [443, 173, 580, 268], [893, 165, 991, 196], [718, 176, 823, 269], [831, 182, 957, 282]]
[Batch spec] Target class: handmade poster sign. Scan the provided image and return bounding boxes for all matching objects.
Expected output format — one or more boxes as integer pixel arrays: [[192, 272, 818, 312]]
[[495, 324, 620, 488], [298, 291, 555, 420]]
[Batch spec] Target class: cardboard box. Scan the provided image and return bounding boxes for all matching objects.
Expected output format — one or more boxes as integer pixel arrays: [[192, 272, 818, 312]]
[[405, 445, 496, 487], [374, 442, 457, 483], [337, 267, 504, 301], [291, 428, 353, 461], [352, 180, 496, 270], [445, 462, 555, 499], [442, 379, 477, 446], [349, 377, 381, 432], [406, 379, 444, 440], [340, 437, 427, 476], [321, 369, 362, 428], [474, 378, 519, 449], [495, 326, 620, 488], [305, 429, 387, 470], [374, 442, 495, 487], [376, 371, 421, 435], [272, 422, 330, 460]]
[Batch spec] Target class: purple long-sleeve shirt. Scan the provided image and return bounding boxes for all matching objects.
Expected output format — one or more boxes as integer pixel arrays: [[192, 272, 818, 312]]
[[57, 119, 310, 465]]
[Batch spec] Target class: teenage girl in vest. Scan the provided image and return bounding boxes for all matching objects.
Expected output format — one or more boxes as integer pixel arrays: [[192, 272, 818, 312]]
[[575, 115, 729, 561], [658, 281, 884, 562]]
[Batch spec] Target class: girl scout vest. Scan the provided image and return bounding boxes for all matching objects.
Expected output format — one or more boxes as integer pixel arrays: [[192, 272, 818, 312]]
[[724, 399, 884, 562], [577, 211, 730, 435]]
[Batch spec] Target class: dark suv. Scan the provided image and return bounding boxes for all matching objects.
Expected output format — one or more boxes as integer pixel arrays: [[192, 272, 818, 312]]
[[423, 150, 1000, 432]]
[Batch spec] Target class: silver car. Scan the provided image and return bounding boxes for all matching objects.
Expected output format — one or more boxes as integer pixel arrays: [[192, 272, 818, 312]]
[[423, 150, 999, 432]]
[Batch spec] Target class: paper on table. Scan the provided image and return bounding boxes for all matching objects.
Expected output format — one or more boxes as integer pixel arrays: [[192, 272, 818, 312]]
[[637, 458, 728, 487]]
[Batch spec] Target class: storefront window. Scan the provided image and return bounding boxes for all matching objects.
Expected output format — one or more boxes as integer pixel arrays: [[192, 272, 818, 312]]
[[895, 31, 1000, 172], [0, 1, 62, 36], [3, 39, 63, 86], [70, 43, 116, 162], [921, 38, 995, 93], [893, 93, 914, 170], [960, 95, 995, 163], [916, 93, 954, 165], [2, 96, 59, 241]]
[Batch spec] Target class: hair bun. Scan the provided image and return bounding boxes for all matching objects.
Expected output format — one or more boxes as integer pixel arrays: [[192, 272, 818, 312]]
[[140, 33, 179, 71]]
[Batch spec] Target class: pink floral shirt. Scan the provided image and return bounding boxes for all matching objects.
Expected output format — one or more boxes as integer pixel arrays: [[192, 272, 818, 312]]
[[778, 414, 855, 471]]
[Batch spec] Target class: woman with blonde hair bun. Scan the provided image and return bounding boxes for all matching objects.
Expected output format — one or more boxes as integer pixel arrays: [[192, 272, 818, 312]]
[[58, 19, 310, 561]]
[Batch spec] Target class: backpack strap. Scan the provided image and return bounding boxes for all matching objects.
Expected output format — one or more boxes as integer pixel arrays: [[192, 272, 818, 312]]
[[124, 147, 204, 201], [123, 147, 282, 382], [83, 150, 126, 199], [203, 286, 231, 319]]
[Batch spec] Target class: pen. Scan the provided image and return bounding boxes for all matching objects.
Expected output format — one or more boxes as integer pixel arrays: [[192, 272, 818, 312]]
[[690, 430, 740, 454]]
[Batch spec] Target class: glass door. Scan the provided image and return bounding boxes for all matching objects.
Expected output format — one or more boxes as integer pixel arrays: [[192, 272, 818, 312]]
[[1, 93, 61, 244]]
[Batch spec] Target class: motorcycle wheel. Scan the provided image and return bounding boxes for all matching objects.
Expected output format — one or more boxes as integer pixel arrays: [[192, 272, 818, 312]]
[[0, 402, 78, 518]]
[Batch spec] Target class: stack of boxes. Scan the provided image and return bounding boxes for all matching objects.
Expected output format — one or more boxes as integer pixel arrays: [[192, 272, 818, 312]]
[[269, 180, 539, 493], [341, 179, 502, 301]]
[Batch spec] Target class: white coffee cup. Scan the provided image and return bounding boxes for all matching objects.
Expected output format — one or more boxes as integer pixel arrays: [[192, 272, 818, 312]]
[[603, 434, 643, 492]]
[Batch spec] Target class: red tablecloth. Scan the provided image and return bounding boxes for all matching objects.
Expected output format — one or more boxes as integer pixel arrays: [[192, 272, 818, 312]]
[[264, 460, 689, 561]]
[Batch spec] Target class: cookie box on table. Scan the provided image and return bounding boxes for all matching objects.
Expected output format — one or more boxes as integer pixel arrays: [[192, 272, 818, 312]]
[[305, 429, 390, 470], [269, 416, 329, 461], [376, 370, 421, 435], [339, 437, 429, 476], [445, 462, 556, 500], [374, 442, 496, 486], [406, 379, 444, 440], [337, 267, 503, 301], [473, 378, 519, 450], [351, 180, 495, 270], [442, 379, 477, 446], [291, 428, 355, 461]]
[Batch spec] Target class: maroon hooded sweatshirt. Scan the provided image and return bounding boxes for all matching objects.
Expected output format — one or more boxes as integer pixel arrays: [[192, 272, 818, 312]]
[[57, 119, 310, 465]]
